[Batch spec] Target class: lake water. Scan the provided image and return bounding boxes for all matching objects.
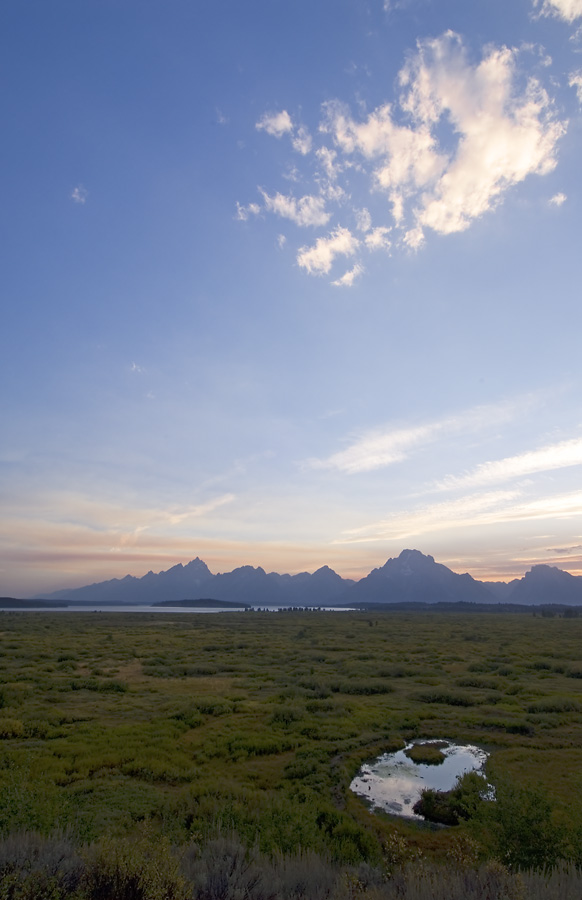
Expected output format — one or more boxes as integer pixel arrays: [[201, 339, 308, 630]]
[[350, 740, 488, 820], [0, 605, 354, 614]]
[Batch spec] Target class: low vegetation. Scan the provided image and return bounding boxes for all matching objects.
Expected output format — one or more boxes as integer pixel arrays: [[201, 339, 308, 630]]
[[0, 608, 581, 896]]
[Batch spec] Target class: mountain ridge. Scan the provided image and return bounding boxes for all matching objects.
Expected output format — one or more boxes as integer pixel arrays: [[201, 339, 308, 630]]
[[33, 550, 582, 607]]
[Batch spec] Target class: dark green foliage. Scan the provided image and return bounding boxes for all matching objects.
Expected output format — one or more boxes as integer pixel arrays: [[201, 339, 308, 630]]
[[415, 690, 477, 707], [479, 778, 567, 871], [403, 743, 446, 765], [413, 772, 487, 826], [0, 609, 581, 876]]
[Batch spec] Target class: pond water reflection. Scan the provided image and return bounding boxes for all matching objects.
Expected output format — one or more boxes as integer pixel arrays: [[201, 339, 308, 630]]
[[350, 740, 488, 820]]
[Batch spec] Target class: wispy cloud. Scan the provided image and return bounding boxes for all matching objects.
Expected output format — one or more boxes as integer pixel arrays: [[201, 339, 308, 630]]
[[308, 398, 531, 474], [569, 70, 582, 103], [434, 437, 582, 491], [292, 126, 313, 155], [337, 490, 522, 542], [163, 494, 235, 526], [364, 226, 391, 251], [235, 201, 261, 221], [71, 185, 88, 204], [336, 488, 582, 543], [261, 191, 330, 227]]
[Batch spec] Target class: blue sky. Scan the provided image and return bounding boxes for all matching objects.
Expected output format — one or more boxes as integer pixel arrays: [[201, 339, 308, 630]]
[[2, 0, 582, 595]]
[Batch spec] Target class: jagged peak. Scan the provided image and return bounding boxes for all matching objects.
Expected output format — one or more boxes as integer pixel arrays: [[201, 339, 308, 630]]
[[313, 565, 338, 576], [525, 564, 574, 579], [399, 549, 435, 564]]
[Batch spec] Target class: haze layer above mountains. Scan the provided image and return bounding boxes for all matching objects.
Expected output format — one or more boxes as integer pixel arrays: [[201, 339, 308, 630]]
[[35, 550, 582, 607]]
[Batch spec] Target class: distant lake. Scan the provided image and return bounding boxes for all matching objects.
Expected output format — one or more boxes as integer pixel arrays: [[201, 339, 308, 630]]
[[1, 605, 353, 614]]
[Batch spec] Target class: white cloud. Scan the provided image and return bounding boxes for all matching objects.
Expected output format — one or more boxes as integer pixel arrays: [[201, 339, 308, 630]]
[[130, 362, 144, 373], [404, 226, 425, 249], [246, 32, 566, 281], [569, 70, 582, 102], [355, 208, 372, 232], [292, 126, 312, 155], [276, 234, 287, 248], [297, 226, 360, 275], [549, 192, 567, 205], [338, 490, 522, 542], [164, 494, 235, 525], [331, 263, 364, 287], [256, 110, 294, 137], [256, 110, 312, 154], [402, 34, 565, 235], [235, 201, 261, 221], [534, 0, 582, 23], [316, 146, 342, 180], [322, 97, 447, 198], [261, 191, 330, 227], [314, 423, 435, 473], [71, 185, 88, 204], [364, 226, 392, 251], [322, 35, 565, 238], [338, 488, 582, 544], [435, 437, 582, 492], [308, 397, 532, 474]]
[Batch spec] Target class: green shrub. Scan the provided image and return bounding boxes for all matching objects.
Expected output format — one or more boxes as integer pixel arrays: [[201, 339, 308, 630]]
[[415, 690, 477, 707]]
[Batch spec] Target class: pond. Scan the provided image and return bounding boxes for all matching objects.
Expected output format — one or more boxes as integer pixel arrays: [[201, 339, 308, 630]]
[[350, 739, 488, 820]]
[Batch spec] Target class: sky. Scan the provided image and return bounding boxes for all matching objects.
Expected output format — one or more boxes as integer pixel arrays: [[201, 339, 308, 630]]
[[2, 0, 582, 596]]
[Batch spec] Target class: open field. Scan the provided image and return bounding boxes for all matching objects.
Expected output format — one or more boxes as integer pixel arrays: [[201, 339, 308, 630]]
[[1, 608, 582, 894]]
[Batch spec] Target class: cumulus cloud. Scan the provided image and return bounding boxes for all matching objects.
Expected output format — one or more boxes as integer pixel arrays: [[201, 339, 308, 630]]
[[261, 191, 330, 227], [322, 34, 565, 239], [549, 192, 567, 205], [534, 0, 582, 22], [402, 35, 565, 235], [256, 110, 293, 137], [71, 185, 88, 204], [243, 32, 566, 281], [297, 226, 359, 275], [331, 263, 364, 287], [256, 110, 313, 156]]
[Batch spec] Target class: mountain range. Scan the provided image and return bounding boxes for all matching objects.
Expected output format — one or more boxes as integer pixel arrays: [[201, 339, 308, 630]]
[[34, 549, 582, 607]]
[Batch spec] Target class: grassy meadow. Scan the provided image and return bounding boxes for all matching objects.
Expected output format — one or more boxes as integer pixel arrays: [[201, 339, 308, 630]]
[[1, 608, 582, 896]]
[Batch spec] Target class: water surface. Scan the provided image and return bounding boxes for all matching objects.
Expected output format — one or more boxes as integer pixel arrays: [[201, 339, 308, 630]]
[[350, 740, 488, 820]]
